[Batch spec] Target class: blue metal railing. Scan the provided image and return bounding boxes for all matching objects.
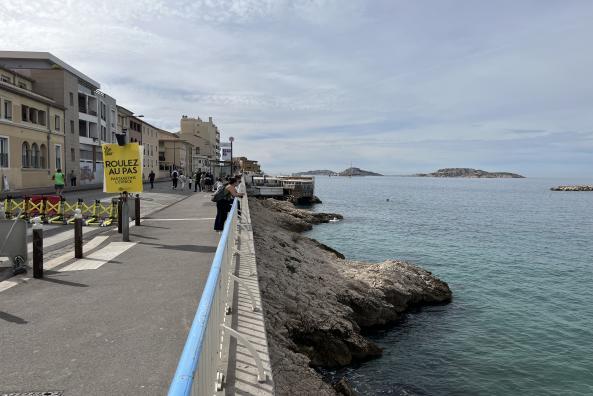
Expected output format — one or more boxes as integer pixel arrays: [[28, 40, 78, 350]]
[[168, 198, 238, 395]]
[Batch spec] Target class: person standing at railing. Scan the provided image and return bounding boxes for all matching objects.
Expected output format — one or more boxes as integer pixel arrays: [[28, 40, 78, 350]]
[[213, 177, 243, 232]]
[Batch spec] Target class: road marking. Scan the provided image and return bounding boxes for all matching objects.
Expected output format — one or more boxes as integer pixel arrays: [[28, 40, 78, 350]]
[[27, 226, 113, 255], [44, 236, 109, 270], [144, 218, 215, 221], [0, 275, 30, 293], [59, 242, 136, 272]]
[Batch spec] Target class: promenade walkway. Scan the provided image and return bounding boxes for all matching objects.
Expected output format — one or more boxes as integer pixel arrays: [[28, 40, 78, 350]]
[[0, 193, 219, 395]]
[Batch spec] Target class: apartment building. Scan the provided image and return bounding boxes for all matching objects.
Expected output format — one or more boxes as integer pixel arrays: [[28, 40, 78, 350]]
[[233, 156, 261, 173], [179, 115, 221, 168], [158, 130, 192, 178], [0, 51, 116, 187], [0, 66, 65, 191], [141, 121, 159, 178]]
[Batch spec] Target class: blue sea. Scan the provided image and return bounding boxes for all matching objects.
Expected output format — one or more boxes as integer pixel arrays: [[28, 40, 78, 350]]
[[307, 176, 593, 396]]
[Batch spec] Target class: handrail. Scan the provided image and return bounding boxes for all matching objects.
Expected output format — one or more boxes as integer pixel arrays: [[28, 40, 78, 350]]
[[168, 198, 238, 396]]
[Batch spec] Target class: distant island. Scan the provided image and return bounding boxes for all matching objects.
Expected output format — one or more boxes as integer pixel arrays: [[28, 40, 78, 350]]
[[416, 168, 525, 178], [294, 167, 383, 177]]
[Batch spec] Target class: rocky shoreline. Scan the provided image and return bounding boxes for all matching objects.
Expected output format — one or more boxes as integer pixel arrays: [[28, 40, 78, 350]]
[[250, 198, 452, 395], [550, 185, 593, 191]]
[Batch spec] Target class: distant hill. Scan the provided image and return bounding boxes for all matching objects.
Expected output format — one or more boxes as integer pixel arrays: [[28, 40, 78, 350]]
[[293, 167, 383, 177], [338, 167, 383, 176], [293, 170, 337, 176], [416, 168, 525, 178]]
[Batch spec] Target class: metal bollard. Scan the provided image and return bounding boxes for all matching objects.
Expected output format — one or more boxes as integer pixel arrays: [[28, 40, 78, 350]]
[[121, 192, 130, 242], [117, 196, 123, 233], [32, 217, 43, 279], [135, 194, 140, 226], [74, 208, 83, 259]]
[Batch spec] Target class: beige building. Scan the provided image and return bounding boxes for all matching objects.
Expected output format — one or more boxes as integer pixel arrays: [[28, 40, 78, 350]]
[[158, 130, 192, 178], [0, 67, 65, 191], [0, 51, 118, 187], [141, 121, 159, 179], [179, 115, 220, 165], [233, 156, 261, 173]]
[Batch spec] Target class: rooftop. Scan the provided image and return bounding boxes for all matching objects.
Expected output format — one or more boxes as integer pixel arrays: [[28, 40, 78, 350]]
[[0, 51, 100, 88]]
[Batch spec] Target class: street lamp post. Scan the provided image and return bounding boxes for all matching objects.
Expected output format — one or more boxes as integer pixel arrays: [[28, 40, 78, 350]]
[[229, 136, 234, 175]]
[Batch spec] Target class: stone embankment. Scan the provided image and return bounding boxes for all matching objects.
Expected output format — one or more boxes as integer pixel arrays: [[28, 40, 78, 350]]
[[250, 198, 452, 395], [550, 185, 593, 191]]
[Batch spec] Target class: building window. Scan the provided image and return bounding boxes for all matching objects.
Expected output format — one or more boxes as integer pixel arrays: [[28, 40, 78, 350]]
[[3, 100, 12, 120], [22, 105, 29, 122], [0, 137, 8, 168], [40, 144, 47, 168], [101, 125, 107, 141], [55, 115, 61, 130], [55, 145, 62, 170], [29, 108, 38, 124], [111, 109, 115, 127], [70, 119, 75, 134], [22, 142, 30, 168], [38, 110, 46, 126], [69, 92, 74, 106], [79, 120, 87, 137], [31, 143, 40, 168], [70, 148, 75, 161], [1, 75, 10, 83], [18, 82, 26, 89], [100, 102, 106, 120]]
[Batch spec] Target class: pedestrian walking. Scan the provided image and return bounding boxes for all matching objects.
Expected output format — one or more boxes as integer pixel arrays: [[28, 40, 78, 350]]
[[188, 175, 192, 191], [194, 171, 201, 192], [171, 169, 179, 189], [199, 172, 206, 192], [180, 174, 186, 190], [52, 168, 65, 195], [149, 170, 155, 189], [213, 177, 244, 232], [70, 170, 77, 187]]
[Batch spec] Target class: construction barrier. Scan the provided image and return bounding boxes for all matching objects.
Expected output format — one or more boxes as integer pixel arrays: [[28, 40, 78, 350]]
[[1, 195, 120, 227]]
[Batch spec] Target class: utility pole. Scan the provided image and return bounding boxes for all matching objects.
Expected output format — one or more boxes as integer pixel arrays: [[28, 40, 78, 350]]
[[229, 136, 234, 175]]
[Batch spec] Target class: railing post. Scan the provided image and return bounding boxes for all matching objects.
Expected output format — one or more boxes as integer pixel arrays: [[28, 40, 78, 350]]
[[74, 208, 83, 259], [135, 194, 141, 226], [122, 192, 130, 242], [32, 217, 43, 279], [117, 195, 123, 233]]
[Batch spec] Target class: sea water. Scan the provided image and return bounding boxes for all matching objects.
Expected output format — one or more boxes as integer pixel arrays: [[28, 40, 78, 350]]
[[307, 176, 593, 396]]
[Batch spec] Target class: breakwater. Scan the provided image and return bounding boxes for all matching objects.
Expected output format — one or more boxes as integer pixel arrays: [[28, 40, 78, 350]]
[[550, 185, 593, 191], [250, 198, 451, 395]]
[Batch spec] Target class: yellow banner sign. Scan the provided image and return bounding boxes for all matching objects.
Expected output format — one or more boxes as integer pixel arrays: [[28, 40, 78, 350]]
[[102, 143, 143, 193]]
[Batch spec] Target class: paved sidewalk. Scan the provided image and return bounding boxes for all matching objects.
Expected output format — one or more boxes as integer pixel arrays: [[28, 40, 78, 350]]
[[0, 182, 197, 282], [0, 193, 219, 395]]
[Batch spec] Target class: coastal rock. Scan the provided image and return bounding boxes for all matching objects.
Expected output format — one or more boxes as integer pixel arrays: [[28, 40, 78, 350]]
[[416, 168, 524, 178], [250, 198, 452, 395], [334, 377, 357, 396], [550, 185, 593, 191]]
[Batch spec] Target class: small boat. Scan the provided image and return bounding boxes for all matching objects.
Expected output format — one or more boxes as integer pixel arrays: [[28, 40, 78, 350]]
[[329, 217, 340, 223]]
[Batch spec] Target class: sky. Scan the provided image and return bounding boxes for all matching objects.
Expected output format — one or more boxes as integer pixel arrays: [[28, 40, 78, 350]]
[[1, 0, 592, 176]]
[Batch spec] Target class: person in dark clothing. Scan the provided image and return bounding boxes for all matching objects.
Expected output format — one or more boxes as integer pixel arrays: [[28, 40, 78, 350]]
[[171, 169, 178, 189], [70, 170, 77, 187], [213, 177, 244, 232], [194, 171, 201, 192], [149, 170, 155, 189]]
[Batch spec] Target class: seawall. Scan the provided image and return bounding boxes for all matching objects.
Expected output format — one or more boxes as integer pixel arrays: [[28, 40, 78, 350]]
[[250, 198, 452, 395]]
